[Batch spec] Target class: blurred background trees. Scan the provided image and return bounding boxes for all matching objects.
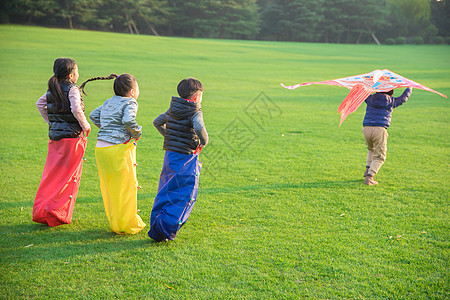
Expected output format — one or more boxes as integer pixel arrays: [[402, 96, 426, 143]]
[[0, 0, 448, 44]]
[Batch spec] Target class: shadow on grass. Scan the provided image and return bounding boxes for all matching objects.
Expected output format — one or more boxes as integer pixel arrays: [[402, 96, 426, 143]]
[[201, 179, 362, 195], [1, 179, 363, 262], [286, 130, 312, 135], [0, 224, 159, 262]]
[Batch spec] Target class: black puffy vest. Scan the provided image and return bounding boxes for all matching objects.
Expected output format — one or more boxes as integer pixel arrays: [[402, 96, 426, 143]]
[[164, 96, 201, 154], [47, 82, 84, 140]]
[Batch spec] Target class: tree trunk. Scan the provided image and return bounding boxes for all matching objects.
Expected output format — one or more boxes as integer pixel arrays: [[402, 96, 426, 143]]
[[141, 17, 160, 36], [130, 17, 139, 35], [356, 31, 363, 44], [370, 32, 381, 45], [218, 24, 224, 39], [68, 16, 73, 29], [365, 23, 381, 45], [125, 13, 134, 34]]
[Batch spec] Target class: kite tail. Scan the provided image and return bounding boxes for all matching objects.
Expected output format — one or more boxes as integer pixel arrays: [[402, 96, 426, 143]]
[[338, 84, 372, 126]]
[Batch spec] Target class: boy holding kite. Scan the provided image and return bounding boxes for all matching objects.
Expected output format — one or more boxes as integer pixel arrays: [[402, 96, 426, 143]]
[[281, 69, 447, 185], [362, 88, 412, 185]]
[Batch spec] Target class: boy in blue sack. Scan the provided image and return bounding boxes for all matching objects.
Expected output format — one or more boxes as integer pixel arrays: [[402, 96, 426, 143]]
[[148, 78, 208, 242]]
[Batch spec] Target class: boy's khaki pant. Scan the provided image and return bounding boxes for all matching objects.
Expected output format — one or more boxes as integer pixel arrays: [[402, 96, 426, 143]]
[[363, 126, 388, 177]]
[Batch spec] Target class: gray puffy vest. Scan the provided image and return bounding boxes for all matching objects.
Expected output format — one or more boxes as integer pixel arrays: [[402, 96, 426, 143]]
[[164, 96, 201, 154], [47, 82, 84, 140]]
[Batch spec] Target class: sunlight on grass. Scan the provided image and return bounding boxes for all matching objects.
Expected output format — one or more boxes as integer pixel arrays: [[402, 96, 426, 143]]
[[0, 25, 448, 299]]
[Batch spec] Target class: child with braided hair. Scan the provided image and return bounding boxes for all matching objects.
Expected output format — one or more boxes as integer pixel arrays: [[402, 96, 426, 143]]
[[81, 73, 146, 234]]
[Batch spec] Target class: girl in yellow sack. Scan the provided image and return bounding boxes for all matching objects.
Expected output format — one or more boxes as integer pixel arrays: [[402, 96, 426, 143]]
[[81, 73, 146, 234]]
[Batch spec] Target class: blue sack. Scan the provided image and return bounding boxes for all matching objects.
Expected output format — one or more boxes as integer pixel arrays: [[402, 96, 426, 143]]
[[148, 151, 202, 241]]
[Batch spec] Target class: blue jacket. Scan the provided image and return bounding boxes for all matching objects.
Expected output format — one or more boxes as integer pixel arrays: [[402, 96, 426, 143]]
[[363, 88, 411, 128]]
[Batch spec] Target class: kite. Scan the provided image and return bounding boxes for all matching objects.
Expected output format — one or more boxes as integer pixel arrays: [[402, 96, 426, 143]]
[[95, 141, 146, 234], [148, 151, 202, 242], [33, 136, 87, 227], [281, 69, 447, 126]]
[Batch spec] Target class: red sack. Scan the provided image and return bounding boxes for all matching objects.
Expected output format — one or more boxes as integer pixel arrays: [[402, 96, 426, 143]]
[[33, 136, 87, 227]]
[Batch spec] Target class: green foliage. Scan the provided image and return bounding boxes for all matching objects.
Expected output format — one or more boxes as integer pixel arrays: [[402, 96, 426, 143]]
[[3, 0, 55, 23], [1, 0, 448, 43], [387, 0, 430, 22], [54, 0, 98, 29], [396, 36, 407, 44], [420, 23, 438, 43], [384, 38, 395, 45], [260, 0, 325, 42], [432, 36, 444, 44], [411, 36, 424, 45], [0, 25, 449, 299], [168, 0, 260, 39], [91, 0, 171, 35], [430, 0, 450, 38], [259, 0, 388, 43]]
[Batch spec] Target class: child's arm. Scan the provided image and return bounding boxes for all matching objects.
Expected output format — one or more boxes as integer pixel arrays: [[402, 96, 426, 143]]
[[36, 93, 49, 124], [89, 106, 102, 128], [153, 111, 167, 137], [393, 88, 412, 108], [123, 100, 142, 139], [69, 87, 91, 132], [192, 111, 208, 146]]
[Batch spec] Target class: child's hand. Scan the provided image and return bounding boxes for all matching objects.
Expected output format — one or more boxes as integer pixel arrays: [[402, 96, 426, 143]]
[[83, 128, 91, 137], [83, 124, 91, 136]]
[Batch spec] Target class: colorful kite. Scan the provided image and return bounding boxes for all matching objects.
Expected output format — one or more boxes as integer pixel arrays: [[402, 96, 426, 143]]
[[281, 69, 447, 126]]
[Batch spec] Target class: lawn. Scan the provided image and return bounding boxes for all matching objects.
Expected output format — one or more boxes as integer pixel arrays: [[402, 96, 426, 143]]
[[0, 25, 448, 299]]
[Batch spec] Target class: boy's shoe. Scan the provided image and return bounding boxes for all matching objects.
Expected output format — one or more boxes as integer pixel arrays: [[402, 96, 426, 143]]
[[364, 166, 370, 177], [364, 175, 378, 185]]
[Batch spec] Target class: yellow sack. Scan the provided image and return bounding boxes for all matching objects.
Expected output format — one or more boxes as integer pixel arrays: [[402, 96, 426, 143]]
[[95, 142, 146, 234]]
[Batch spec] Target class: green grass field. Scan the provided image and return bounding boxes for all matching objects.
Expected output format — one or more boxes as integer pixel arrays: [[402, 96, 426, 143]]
[[0, 25, 448, 299]]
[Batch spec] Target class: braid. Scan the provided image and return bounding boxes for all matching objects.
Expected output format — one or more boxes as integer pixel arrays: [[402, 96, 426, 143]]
[[80, 73, 119, 95]]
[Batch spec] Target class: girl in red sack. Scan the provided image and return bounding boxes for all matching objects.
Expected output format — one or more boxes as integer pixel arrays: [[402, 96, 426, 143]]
[[34, 58, 91, 227], [81, 73, 146, 234]]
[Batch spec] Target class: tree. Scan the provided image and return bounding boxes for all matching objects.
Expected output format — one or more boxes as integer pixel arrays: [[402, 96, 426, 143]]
[[384, 0, 437, 42], [1, 0, 56, 25], [168, 0, 260, 39], [387, 0, 430, 23], [202, 0, 260, 39], [95, 0, 170, 35], [3, 0, 443, 44], [321, 0, 387, 44], [430, 0, 450, 38], [54, 0, 97, 29], [259, 0, 386, 44], [259, 0, 325, 42]]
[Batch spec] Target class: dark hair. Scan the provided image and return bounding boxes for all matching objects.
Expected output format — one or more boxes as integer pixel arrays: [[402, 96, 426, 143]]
[[80, 73, 137, 97], [48, 58, 77, 112], [177, 77, 203, 99], [379, 90, 394, 96]]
